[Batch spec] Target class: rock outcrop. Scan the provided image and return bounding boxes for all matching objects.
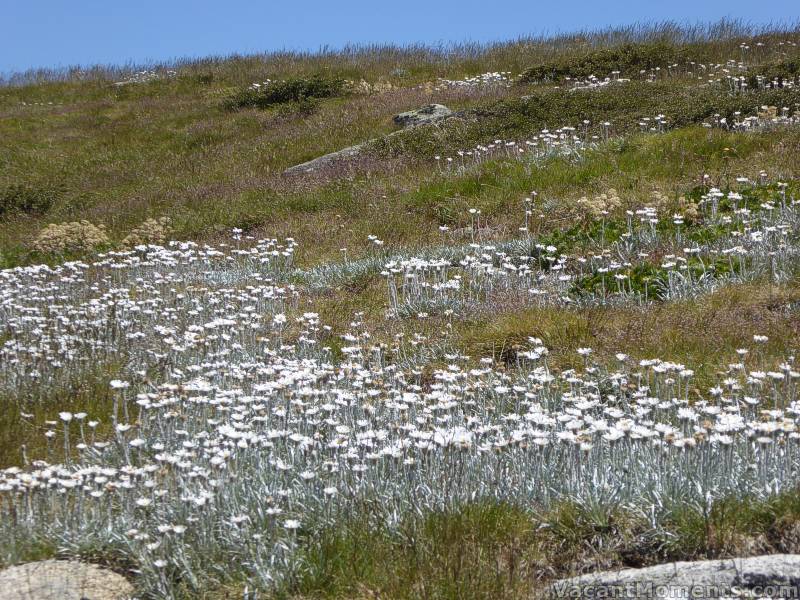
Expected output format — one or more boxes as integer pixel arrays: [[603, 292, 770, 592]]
[[0, 560, 134, 599], [550, 554, 800, 599], [392, 104, 452, 128], [282, 142, 366, 175]]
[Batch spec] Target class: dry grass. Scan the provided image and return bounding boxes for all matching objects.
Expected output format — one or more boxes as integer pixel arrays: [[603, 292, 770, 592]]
[[459, 282, 800, 382], [2, 22, 800, 267]]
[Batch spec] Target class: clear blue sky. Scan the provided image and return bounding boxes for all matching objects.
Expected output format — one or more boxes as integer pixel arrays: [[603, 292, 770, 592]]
[[1, 0, 797, 74]]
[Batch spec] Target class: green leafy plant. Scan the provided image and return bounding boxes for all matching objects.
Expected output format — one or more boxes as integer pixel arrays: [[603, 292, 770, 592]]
[[224, 74, 347, 110]]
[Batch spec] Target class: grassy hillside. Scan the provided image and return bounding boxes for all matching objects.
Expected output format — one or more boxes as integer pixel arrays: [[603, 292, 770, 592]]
[[2, 21, 799, 266], [1, 20, 800, 599]]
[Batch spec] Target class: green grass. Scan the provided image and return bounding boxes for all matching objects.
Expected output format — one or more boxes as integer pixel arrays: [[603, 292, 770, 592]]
[[8, 491, 800, 599], [271, 489, 800, 599], [0, 361, 121, 466]]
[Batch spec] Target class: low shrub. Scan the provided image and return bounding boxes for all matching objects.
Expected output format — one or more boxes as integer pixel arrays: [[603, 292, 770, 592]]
[[0, 184, 59, 218], [746, 57, 800, 88], [224, 74, 347, 110], [121, 217, 172, 247], [32, 220, 109, 255]]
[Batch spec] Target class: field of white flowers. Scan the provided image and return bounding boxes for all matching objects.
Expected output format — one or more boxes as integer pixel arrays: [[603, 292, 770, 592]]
[[3, 24, 800, 597], [1, 169, 799, 596]]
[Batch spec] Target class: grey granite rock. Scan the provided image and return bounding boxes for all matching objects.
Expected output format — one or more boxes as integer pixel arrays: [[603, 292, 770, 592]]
[[0, 560, 134, 600], [549, 554, 800, 599], [282, 142, 366, 175], [393, 104, 452, 128]]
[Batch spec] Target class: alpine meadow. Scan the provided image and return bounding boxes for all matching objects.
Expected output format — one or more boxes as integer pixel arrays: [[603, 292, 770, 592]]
[[3, 19, 800, 599]]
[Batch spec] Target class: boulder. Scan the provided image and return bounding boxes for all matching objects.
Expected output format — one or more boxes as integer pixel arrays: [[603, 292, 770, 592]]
[[550, 554, 800, 599], [0, 560, 134, 599], [283, 142, 365, 175], [393, 104, 452, 128]]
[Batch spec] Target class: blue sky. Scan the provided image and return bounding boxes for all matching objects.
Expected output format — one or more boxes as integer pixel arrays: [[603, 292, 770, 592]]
[[1, 0, 797, 74]]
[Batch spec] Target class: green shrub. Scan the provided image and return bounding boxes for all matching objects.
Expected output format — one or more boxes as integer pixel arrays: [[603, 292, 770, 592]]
[[224, 74, 346, 110], [0, 184, 59, 218]]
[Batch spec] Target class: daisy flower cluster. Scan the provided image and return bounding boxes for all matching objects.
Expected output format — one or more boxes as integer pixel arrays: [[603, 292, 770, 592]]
[[434, 127, 596, 174], [113, 70, 177, 86], [704, 105, 800, 131], [0, 197, 798, 595], [433, 98, 798, 181], [434, 71, 514, 90], [1, 238, 297, 404], [565, 73, 630, 90]]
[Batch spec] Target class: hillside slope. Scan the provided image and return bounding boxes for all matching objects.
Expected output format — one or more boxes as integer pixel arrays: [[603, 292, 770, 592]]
[[2, 22, 800, 599]]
